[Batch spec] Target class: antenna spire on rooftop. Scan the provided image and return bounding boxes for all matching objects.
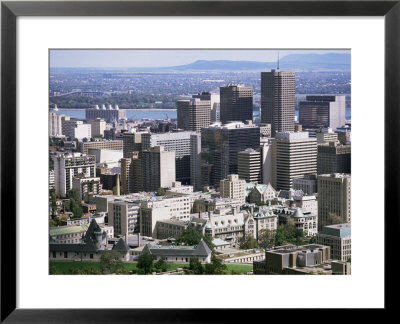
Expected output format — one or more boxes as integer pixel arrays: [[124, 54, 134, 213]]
[[277, 51, 280, 70]]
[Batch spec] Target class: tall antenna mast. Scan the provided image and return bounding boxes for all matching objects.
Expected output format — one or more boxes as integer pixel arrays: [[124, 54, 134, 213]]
[[277, 51, 280, 70]]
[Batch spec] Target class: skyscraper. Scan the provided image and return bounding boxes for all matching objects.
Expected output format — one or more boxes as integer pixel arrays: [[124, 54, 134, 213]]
[[220, 85, 253, 124], [120, 157, 132, 194], [192, 91, 220, 123], [261, 70, 295, 136], [237, 148, 261, 183], [201, 121, 260, 186], [123, 132, 143, 158], [317, 141, 351, 174], [299, 95, 346, 131], [140, 146, 176, 192], [141, 131, 195, 185], [317, 173, 351, 230], [177, 98, 211, 132], [53, 153, 96, 197], [271, 132, 317, 190], [190, 133, 202, 191], [49, 112, 64, 137]]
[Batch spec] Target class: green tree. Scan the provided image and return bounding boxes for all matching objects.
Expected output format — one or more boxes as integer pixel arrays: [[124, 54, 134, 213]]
[[308, 235, 317, 244], [154, 257, 168, 272], [156, 187, 166, 196], [50, 190, 57, 214], [239, 232, 258, 249], [204, 255, 228, 275], [258, 228, 276, 265], [49, 217, 62, 227], [49, 156, 54, 170], [189, 257, 204, 274], [320, 213, 345, 228], [82, 137, 88, 142], [66, 189, 83, 218], [258, 229, 276, 250], [100, 251, 123, 273], [274, 221, 306, 247], [137, 253, 156, 274], [176, 227, 202, 246]]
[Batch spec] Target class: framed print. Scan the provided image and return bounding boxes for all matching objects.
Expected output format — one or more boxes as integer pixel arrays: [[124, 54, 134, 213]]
[[1, 0, 398, 322]]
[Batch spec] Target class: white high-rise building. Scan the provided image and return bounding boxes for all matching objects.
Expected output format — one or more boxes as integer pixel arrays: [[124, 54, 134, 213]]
[[108, 200, 140, 236], [49, 112, 64, 136], [141, 146, 176, 192], [53, 153, 96, 197], [271, 132, 317, 190], [261, 140, 273, 185], [62, 119, 91, 141]]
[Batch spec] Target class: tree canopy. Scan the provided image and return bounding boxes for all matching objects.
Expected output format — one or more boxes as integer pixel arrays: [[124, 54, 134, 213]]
[[65, 189, 83, 218], [137, 253, 156, 274]]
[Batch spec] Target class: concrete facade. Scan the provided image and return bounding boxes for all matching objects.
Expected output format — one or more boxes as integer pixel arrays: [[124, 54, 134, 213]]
[[261, 70, 295, 136]]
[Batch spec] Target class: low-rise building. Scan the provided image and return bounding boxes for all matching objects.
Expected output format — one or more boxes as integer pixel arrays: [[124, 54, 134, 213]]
[[275, 207, 318, 237], [205, 208, 247, 248], [217, 249, 265, 264], [331, 260, 351, 275], [154, 219, 187, 239], [139, 240, 212, 263], [248, 183, 277, 205], [49, 219, 129, 262], [316, 223, 351, 261], [253, 244, 331, 274], [49, 224, 89, 244]]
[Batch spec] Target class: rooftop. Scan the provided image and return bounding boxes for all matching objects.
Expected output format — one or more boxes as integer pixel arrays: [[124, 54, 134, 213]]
[[49, 224, 89, 236]]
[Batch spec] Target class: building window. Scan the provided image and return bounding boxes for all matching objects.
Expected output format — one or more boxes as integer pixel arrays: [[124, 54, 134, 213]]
[[64, 252, 68, 258], [52, 251, 56, 258], [90, 254, 93, 259]]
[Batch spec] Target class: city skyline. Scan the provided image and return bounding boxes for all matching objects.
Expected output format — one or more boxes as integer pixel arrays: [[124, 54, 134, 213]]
[[48, 49, 351, 276]]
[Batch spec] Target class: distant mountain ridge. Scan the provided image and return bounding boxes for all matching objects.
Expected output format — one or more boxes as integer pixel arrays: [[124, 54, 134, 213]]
[[51, 53, 350, 72], [163, 53, 350, 72]]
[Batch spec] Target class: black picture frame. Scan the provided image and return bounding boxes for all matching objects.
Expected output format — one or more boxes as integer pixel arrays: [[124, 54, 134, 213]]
[[1, 0, 398, 322]]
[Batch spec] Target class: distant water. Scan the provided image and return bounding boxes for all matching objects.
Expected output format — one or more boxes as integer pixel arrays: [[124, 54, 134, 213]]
[[54, 109, 177, 120], [55, 108, 351, 122], [254, 108, 351, 121]]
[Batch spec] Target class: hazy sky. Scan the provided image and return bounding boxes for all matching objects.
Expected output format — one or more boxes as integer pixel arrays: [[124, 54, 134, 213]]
[[50, 49, 350, 68]]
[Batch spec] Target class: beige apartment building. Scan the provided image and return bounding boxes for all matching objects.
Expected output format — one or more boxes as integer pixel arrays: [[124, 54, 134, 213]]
[[219, 174, 246, 204], [80, 140, 123, 155], [177, 98, 211, 132], [317, 173, 351, 229]]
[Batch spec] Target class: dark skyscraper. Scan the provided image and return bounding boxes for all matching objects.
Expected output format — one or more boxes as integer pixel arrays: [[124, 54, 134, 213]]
[[299, 95, 346, 131], [261, 70, 295, 136], [201, 121, 260, 186], [317, 142, 351, 175], [220, 85, 253, 124]]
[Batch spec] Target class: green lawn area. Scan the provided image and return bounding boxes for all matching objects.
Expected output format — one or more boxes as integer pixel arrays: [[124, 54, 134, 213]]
[[49, 261, 253, 275], [225, 264, 253, 273], [50, 261, 188, 274]]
